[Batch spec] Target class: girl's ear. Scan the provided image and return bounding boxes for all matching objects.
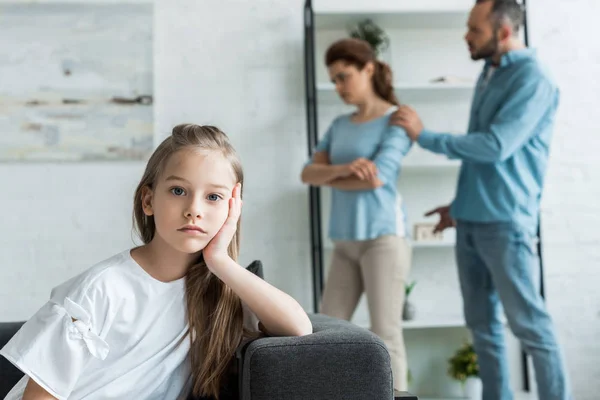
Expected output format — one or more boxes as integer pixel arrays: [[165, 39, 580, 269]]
[[141, 186, 154, 216]]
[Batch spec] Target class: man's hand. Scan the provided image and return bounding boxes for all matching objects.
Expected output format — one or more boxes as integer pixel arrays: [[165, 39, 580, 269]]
[[390, 105, 424, 141], [424, 205, 456, 234]]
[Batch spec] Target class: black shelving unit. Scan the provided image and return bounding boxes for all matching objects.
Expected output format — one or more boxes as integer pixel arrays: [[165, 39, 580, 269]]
[[303, 0, 324, 315], [302, 0, 542, 392]]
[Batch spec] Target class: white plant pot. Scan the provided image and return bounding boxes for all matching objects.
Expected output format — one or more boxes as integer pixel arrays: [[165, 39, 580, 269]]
[[463, 377, 482, 399]]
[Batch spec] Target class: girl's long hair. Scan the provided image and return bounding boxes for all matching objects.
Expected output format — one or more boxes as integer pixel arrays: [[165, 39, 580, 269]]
[[133, 124, 251, 398], [325, 37, 399, 106]]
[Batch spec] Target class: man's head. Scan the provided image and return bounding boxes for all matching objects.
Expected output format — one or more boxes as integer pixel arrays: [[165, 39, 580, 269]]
[[465, 0, 525, 61]]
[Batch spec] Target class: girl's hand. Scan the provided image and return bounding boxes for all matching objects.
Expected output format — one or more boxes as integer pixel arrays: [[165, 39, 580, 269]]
[[203, 183, 242, 269]]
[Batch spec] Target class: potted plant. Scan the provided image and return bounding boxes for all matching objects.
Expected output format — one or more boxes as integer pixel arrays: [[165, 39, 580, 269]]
[[402, 281, 417, 321], [347, 19, 391, 62], [448, 342, 481, 399]]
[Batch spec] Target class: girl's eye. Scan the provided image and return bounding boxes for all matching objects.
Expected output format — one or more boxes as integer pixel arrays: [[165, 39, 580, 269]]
[[170, 187, 186, 196], [207, 194, 222, 202]]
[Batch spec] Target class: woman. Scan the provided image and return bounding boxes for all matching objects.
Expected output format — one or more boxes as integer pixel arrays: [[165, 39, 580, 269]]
[[301, 38, 412, 390]]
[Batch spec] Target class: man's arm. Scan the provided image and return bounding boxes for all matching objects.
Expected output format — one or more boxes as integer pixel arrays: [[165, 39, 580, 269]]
[[418, 73, 557, 163]]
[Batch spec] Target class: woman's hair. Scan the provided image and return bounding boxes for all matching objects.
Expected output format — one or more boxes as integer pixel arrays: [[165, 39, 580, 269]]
[[325, 37, 399, 106], [133, 124, 251, 398]]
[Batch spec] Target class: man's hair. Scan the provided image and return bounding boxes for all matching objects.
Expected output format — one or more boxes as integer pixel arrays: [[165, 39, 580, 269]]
[[476, 0, 525, 35]]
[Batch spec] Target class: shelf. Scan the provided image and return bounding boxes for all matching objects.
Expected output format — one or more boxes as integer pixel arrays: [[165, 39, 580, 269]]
[[403, 318, 465, 329], [317, 81, 475, 93], [323, 240, 456, 252], [313, 8, 470, 30], [411, 240, 455, 249], [358, 318, 466, 330], [402, 162, 461, 171], [357, 315, 508, 331]]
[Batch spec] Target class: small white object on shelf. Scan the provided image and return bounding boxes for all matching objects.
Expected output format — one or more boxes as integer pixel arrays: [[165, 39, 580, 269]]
[[430, 75, 474, 85], [413, 222, 443, 242]]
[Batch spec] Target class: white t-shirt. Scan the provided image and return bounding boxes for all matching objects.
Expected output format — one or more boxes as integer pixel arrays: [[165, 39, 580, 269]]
[[1, 249, 259, 400]]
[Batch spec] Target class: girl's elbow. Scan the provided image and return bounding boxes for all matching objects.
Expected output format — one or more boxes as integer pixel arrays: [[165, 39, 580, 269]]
[[294, 319, 313, 336], [287, 310, 313, 336]]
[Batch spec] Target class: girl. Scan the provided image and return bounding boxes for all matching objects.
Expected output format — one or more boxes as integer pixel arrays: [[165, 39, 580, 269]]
[[1, 124, 312, 400], [301, 38, 412, 390]]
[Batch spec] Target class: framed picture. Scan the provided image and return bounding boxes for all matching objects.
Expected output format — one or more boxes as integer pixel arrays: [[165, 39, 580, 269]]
[[0, 3, 153, 162]]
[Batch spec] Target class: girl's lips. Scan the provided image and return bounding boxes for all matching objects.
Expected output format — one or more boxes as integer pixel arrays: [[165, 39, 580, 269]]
[[178, 225, 207, 235]]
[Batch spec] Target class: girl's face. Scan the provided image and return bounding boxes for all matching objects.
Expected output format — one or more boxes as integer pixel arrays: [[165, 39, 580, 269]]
[[142, 149, 237, 254], [327, 60, 374, 105]]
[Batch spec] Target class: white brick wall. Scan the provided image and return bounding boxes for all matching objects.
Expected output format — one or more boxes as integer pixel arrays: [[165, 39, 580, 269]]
[[528, 0, 600, 397], [0, 0, 597, 397]]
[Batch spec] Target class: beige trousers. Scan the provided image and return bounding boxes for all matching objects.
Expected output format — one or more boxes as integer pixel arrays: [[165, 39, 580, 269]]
[[320, 235, 412, 391]]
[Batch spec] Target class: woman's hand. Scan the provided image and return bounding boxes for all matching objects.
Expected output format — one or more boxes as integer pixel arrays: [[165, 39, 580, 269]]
[[203, 183, 242, 269], [345, 158, 378, 181]]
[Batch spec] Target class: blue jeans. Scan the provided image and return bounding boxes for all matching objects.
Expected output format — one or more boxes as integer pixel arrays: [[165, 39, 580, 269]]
[[455, 221, 571, 400]]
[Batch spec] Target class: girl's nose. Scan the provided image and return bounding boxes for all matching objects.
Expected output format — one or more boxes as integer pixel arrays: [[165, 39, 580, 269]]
[[184, 197, 204, 219]]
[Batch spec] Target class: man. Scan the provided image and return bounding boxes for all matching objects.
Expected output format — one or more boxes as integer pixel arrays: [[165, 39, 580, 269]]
[[391, 1, 571, 399]]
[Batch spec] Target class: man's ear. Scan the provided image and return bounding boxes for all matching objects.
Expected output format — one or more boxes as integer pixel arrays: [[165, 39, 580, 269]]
[[498, 23, 512, 42], [141, 186, 154, 216]]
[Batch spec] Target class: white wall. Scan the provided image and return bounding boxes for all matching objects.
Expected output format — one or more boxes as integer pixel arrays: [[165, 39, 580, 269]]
[[0, 0, 598, 398], [527, 0, 600, 396], [0, 0, 314, 317], [153, 0, 312, 309]]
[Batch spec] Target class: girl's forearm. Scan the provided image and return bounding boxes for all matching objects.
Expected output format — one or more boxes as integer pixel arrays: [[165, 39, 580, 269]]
[[209, 257, 312, 336], [22, 379, 57, 400]]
